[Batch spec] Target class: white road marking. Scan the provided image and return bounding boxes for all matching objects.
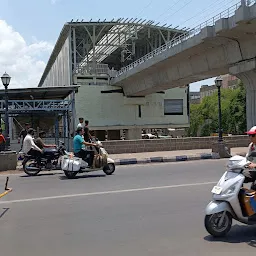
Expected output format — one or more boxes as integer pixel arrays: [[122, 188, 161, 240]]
[[0, 181, 216, 204]]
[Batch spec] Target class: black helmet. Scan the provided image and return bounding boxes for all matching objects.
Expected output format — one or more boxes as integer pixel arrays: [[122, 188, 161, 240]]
[[27, 128, 35, 135], [76, 127, 83, 134]]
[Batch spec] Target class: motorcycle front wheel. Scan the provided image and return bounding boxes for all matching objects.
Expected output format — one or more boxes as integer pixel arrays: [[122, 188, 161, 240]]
[[204, 211, 232, 237], [23, 159, 41, 176]]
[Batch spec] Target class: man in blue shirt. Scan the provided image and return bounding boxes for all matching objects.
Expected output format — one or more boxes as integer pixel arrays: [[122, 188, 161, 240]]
[[73, 127, 98, 167]]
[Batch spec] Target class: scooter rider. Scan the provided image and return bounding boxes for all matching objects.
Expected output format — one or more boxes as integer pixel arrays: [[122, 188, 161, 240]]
[[73, 127, 98, 167], [244, 126, 256, 185]]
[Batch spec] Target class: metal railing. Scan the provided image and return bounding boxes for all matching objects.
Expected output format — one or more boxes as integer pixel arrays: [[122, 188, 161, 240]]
[[0, 100, 73, 112], [75, 63, 109, 75], [115, 0, 255, 77]]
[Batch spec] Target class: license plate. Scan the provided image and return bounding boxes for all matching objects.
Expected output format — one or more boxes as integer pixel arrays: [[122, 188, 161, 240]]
[[211, 186, 222, 194]]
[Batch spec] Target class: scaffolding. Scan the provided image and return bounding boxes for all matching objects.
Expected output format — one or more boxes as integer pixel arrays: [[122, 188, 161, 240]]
[[0, 86, 78, 151], [38, 19, 186, 88]]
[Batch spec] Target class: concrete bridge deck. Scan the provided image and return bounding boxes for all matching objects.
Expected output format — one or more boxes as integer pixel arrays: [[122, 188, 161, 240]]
[[111, 1, 256, 97]]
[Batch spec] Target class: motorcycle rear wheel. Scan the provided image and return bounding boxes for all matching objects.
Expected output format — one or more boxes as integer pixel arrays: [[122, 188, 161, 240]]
[[23, 159, 41, 176]]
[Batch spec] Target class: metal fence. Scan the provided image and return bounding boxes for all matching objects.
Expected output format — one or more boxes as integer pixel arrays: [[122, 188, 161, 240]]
[[0, 100, 72, 113]]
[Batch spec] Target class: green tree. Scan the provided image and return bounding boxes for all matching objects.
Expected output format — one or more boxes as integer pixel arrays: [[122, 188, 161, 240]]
[[187, 82, 246, 137]]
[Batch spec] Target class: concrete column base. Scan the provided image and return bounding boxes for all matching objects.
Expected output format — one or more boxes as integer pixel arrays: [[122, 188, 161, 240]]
[[212, 142, 231, 158], [0, 151, 17, 171], [107, 130, 120, 140], [125, 128, 141, 140], [95, 130, 106, 141]]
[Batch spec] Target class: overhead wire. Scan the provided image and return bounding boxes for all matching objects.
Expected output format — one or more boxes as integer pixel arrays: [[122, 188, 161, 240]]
[[136, 0, 154, 17], [153, 0, 240, 32], [187, 0, 239, 29], [180, 0, 231, 26], [154, 0, 187, 22], [159, 0, 195, 24]]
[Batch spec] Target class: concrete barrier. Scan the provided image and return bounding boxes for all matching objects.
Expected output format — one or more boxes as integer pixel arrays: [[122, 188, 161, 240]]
[[102, 135, 249, 154], [0, 151, 17, 171]]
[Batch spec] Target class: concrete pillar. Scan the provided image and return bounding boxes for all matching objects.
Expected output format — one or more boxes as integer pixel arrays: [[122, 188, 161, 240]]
[[107, 130, 120, 140], [125, 128, 141, 140], [245, 83, 256, 129], [230, 59, 256, 129], [95, 130, 106, 141], [0, 151, 17, 171]]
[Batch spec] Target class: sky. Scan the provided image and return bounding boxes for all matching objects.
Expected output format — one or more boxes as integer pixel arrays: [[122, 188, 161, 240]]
[[0, 0, 240, 90]]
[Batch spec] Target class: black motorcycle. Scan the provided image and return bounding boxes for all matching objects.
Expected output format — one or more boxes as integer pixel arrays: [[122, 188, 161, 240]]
[[22, 141, 66, 176]]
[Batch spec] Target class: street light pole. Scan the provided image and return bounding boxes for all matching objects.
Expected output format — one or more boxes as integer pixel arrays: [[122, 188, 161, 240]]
[[1, 72, 11, 151], [215, 76, 223, 142]]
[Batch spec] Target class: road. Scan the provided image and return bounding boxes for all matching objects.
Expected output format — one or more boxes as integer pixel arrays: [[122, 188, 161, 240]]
[[0, 160, 255, 255]]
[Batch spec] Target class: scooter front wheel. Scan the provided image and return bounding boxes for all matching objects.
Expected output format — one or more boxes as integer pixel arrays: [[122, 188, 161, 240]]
[[204, 211, 232, 237], [64, 171, 78, 179], [103, 163, 115, 175]]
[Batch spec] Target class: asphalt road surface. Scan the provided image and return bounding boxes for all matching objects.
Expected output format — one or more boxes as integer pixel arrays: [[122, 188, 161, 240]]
[[0, 160, 256, 256]]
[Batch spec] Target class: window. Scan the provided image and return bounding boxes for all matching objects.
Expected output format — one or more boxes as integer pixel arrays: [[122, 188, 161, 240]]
[[164, 99, 183, 115], [138, 105, 142, 118]]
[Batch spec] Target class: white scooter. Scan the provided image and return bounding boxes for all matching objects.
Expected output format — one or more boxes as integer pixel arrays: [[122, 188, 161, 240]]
[[205, 153, 256, 237], [61, 139, 115, 179]]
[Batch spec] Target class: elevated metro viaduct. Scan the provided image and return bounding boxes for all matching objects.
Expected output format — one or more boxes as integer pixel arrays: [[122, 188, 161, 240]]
[[38, 18, 190, 140], [111, 1, 256, 129]]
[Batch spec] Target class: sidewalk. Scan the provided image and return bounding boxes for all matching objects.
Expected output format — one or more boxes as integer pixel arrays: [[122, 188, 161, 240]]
[[10, 147, 248, 173], [110, 147, 248, 165]]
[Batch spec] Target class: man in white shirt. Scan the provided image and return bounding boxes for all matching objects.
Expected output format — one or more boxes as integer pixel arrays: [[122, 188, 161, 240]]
[[77, 117, 84, 129], [22, 128, 43, 165]]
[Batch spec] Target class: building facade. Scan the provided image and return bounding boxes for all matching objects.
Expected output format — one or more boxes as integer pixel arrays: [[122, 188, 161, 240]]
[[38, 19, 190, 139]]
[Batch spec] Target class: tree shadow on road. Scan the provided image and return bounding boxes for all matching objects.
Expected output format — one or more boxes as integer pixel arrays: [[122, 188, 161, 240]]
[[0, 208, 10, 219], [59, 174, 106, 180], [204, 224, 256, 248]]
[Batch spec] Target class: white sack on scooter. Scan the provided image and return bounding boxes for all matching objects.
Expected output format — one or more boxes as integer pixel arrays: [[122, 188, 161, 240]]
[[61, 156, 83, 172]]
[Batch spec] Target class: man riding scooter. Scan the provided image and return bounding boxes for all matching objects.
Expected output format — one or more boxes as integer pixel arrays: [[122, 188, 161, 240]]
[[73, 127, 99, 167], [244, 126, 256, 189]]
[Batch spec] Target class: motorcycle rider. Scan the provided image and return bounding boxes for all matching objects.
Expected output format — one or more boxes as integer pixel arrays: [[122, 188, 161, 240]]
[[18, 123, 30, 152], [35, 131, 56, 150], [244, 126, 256, 186], [73, 127, 98, 167], [22, 128, 43, 166]]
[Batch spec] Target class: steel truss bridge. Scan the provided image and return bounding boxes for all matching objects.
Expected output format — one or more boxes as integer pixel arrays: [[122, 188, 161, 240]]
[[0, 99, 72, 115]]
